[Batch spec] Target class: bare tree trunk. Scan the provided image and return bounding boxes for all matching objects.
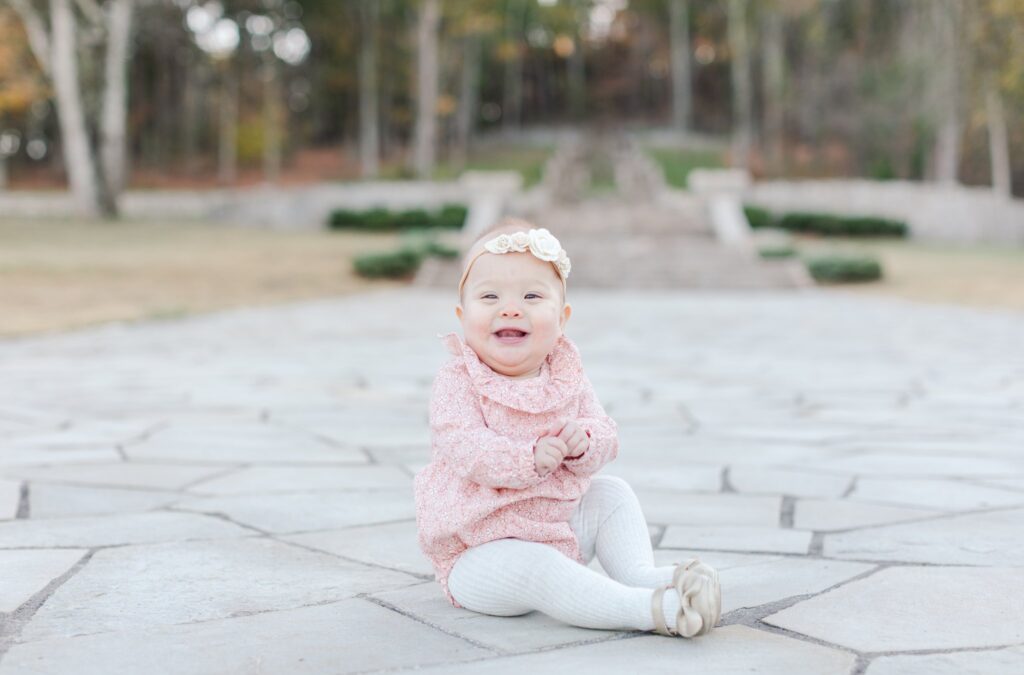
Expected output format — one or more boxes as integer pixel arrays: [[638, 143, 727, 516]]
[[762, 8, 785, 172], [99, 0, 133, 210], [503, 0, 525, 133], [985, 79, 1012, 198], [931, 0, 960, 184], [358, 0, 380, 178], [182, 53, 200, 174], [669, 0, 691, 131], [728, 0, 752, 169], [567, 30, 585, 120], [412, 0, 441, 179], [218, 68, 238, 184], [262, 56, 282, 183], [51, 0, 103, 216], [454, 33, 481, 166]]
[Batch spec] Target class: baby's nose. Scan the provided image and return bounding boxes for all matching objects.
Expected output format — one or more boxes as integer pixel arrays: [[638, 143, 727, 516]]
[[500, 304, 523, 317]]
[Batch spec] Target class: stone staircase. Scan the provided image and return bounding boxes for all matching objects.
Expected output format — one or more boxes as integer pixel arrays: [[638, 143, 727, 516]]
[[415, 132, 810, 291]]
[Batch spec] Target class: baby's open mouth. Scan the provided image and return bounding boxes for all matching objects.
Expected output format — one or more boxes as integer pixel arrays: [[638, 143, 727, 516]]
[[494, 329, 528, 338]]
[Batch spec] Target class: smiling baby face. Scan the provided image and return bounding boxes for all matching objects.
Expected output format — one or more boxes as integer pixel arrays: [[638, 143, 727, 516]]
[[456, 242, 571, 380]]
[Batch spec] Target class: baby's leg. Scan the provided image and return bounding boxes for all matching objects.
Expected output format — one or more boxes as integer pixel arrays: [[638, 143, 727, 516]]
[[570, 475, 677, 588], [447, 538, 661, 631]]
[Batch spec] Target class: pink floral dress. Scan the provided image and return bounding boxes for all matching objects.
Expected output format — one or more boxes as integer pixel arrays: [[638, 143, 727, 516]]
[[414, 332, 619, 607]]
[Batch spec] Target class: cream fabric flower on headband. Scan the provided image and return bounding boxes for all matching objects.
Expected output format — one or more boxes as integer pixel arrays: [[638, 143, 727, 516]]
[[482, 228, 570, 280]]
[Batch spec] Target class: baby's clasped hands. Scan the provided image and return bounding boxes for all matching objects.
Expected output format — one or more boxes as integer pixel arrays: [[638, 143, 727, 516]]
[[533, 419, 591, 476]]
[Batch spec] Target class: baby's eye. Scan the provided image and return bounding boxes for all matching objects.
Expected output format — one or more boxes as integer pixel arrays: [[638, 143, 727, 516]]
[[525, 293, 541, 300], [481, 294, 498, 300]]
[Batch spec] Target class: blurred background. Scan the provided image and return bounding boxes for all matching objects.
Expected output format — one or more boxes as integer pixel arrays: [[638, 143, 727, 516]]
[[0, 0, 1022, 336]]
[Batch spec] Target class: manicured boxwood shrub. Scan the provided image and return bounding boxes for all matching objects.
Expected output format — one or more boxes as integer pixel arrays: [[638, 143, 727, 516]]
[[353, 249, 423, 278], [742, 207, 908, 238], [805, 254, 883, 283], [743, 206, 775, 230], [758, 245, 797, 259], [328, 204, 468, 231]]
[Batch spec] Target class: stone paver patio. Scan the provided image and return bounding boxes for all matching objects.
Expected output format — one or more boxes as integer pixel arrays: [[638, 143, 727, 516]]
[[1, 288, 1023, 674]]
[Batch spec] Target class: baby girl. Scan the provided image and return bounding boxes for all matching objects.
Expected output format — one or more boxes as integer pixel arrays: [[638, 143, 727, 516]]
[[413, 218, 721, 638]]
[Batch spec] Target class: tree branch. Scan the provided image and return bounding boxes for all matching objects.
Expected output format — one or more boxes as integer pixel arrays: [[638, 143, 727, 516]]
[[7, 0, 52, 74]]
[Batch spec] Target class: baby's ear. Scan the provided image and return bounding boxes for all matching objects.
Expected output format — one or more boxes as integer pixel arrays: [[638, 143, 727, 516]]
[[560, 303, 572, 330], [455, 305, 464, 321]]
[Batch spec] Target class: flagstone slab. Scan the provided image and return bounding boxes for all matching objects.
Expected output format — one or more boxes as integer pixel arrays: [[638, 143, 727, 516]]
[[0, 448, 123, 469], [173, 490, 415, 533], [409, 625, 855, 674], [728, 467, 852, 499], [650, 550, 873, 613], [19, 538, 419, 642], [866, 646, 1024, 675], [793, 499, 936, 532], [0, 511, 251, 548], [2, 597, 489, 675], [764, 566, 1024, 652], [802, 452, 1024, 478], [0, 549, 87, 612], [369, 581, 616, 653], [824, 508, 1024, 565], [124, 423, 368, 464], [189, 465, 412, 495], [850, 478, 1024, 511], [634, 491, 781, 527], [1, 479, 20, 519], [28, 484, 180, 518], [6, 462, 228, 490], [597, 462, 722, 492], [661, 525, 811, 554], [284, 520, 430, 576]]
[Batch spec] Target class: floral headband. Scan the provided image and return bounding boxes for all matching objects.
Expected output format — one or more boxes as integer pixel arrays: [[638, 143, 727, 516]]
[[458, 227, 572, 296]]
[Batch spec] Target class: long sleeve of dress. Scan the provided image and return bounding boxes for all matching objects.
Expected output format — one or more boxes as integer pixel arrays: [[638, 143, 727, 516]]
[[562, 375, 619, 477], [430, 364, 544, 490]]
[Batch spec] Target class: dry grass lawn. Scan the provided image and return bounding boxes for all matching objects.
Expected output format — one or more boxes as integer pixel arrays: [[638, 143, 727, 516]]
[[2, 221, 1021, 339], [796, 238, 1024, 313], [0, 220, 408, 338]]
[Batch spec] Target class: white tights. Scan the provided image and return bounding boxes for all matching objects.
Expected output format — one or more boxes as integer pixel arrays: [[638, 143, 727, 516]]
[[447, 475, 680, 632]]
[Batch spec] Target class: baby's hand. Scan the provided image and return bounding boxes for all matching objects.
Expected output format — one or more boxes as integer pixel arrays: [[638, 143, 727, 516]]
[[534, 436, 568, 476], [556, 420, 590, 459]]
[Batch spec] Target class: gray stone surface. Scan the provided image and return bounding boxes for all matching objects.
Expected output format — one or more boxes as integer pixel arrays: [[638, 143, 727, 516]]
[[284, 519, 432, 576], [21, 538, 419, 641], [5, 463, 227, 491], [824, 507, 1024, 565], [0, 549, 86, 612], [409, 625, 856, 674], [661, 524, 812, 554], [764, 566, 1024, 651], [728, 467, 852, 498], [1, 599, 490, 675], [850, 477, 1024, 511], [792, 499, 937, 532], [865, 646, 1024, 675], [0, 479, 20, 519], [172, 490, 415, 533], [0, 511, 252, 548], [28, 484, 180, 518], [1, 285, 1022, 672], [370, 582, 614, 653]]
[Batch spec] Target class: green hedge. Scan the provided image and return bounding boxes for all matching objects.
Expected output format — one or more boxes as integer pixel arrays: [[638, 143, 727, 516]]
[[758, 245, 797, 259], [743, 206, 907, 238], [805, 254, 883, 283], [353, 249, 423, 278], [328, 203, 467, 231]]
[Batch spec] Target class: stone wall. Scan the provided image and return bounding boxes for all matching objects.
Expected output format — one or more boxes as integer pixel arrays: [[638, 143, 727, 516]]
[[0, 174, 521, 232], [745, 180, 1024, 245]]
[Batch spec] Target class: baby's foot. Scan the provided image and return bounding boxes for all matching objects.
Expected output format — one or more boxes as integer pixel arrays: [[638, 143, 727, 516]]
[[651, 559, 721, 637]]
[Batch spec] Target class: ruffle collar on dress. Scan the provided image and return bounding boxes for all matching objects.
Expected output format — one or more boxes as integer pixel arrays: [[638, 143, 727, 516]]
[[439, 332, 585, 413]]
